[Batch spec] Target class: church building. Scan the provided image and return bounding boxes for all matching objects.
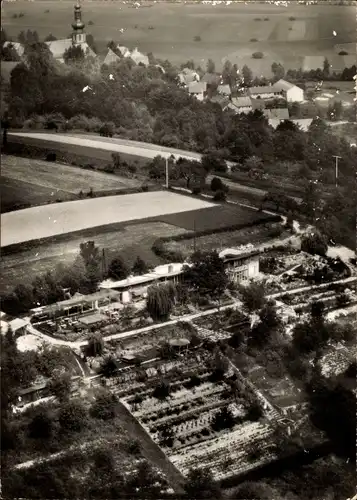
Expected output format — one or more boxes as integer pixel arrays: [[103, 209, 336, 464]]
[[3, 3, 96, 63], [45, 3, 96, 63]]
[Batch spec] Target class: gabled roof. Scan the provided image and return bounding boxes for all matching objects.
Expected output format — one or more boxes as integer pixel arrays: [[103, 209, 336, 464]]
[[263, 108, 289, 119], [103, 47, 121, 66], [3, 41, 25, 58], [45, 39, 73, 59], [178, 68, 200, 85], [9, 317, 30, 332], [130, 47, 149, 66], [231, 96, 252, 108], [187, 81, 207, 94], [217, 84, 231, 95], [274, 79, 296, 91], [249, 85, 277, 95]]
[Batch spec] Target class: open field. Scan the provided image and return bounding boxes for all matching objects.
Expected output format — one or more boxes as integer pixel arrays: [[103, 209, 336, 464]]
[[1, 154, 142, 212], [1, 2, 355, 74], [8, 132, 205, 163], [1, 176, 78, 213], [1, 191, 214, 247], [1, 154, 141, 193], [0, 221, 189, 293]]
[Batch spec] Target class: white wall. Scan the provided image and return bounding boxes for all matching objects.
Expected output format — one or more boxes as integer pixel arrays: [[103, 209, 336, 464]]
[[286, 86, 304, 103]]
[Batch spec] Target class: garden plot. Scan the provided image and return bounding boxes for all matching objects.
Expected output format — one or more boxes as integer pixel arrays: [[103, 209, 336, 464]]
[[169, 421, 275, 481]]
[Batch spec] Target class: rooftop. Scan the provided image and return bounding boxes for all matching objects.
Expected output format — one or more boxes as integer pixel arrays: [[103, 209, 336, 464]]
[[219, 246, 260, 261], [100, 263, 188, 290], [187, 81, 207, 94], [231, 96, 253, 108], [263, 108, 290, 120], [274, 79, 297, 92], [249, 85, 277, 95]]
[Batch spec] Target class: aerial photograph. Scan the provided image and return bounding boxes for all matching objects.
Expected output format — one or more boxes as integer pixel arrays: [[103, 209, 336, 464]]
[[0, 0, 356, 498]]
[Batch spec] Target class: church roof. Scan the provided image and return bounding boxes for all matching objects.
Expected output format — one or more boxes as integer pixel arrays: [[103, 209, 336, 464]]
[[45, 39, 73, 59]]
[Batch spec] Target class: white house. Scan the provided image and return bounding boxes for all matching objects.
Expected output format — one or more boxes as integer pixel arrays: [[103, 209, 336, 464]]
[[248, 85, 280, 100], [116, 45, 149, 66], [99, 263, 188, 304], [273, 79, 304, 103], [187, 81, 207, 101], [219, 247, 260, 282]]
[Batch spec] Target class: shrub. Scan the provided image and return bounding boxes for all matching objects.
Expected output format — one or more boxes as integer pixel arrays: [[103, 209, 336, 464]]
[[254, 17, 262, 21], [210, 176, 224, 192], [338, 50, 348, 55], [59, 401, 87, 433], [250, 38, 258, 42], [192, 186, 201, 195], [289, 16, 296, 20], [301, 232, 328, 257], [213, 189, 227, 202], [141, 184, 149, 192], [99, 122, 115, 138], [88, 20, 94, 25], [46, 153, 56, 162], [264, 17, 269, 21], [153, 380, 170, 400], [90, 392, 118, 420], [67, 115, 103, 133], [252, 52, 264, 59], [194, 35, 201, 42]]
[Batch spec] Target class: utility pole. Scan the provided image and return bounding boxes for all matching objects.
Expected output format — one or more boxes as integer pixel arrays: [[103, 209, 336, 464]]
[[193, 219, 196, 253], [165, 156, 169, 189], [332, 155, 342, 187]]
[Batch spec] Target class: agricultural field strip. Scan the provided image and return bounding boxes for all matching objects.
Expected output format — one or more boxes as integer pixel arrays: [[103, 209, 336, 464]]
[[9, 132, 214, 164], [1, 154, 136, 193], [1, 191, 214, 247]]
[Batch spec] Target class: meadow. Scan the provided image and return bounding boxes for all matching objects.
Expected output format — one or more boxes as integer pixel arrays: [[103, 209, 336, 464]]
[[2, 1, 355, 75], [1, 154, 142, 212]]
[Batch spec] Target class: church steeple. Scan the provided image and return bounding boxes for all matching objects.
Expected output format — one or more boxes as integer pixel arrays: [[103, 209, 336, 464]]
[[72, 2, 86, 45]]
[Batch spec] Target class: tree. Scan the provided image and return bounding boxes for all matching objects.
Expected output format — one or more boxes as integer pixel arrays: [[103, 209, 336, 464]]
[[146, 284, 173, 321], [259, 300, 280, 329], [87, 333, 104, 357], [201, 153, 227, 173], [49, 372, 72, 402], [185, 468, 222, 499], [183, 250, 228, 299], [212, 406, 235, 431], [271, 62, 285, 81], [63, 45, 85, 65], [206, 59, 215, 74], [239, 282, 266, 312], [210, 176, 224, 192], [301, 232, 328, 257], [159, 425, 174, 447], [44, 34, 57, 42], [131, 256, 149, 275], [28, 409, 54, 439], [80, 241, 100, 267], [100, 356, 118, 378], [59, 401, 87, 433], [152, 380, 170, 400], [323, 57, 330, 78], [242, 64, 253, 86], [90, 391, 118, 420], [107, 256, 129, 280], [213, 189, 227, 202]]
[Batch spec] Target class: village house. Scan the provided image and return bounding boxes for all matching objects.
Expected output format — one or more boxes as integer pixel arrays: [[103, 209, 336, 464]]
[[263, 108, 290, 120], [178, 67, 201, 86], [248, 85, 280, 100], [273, 79, 304, 103], [217, 84, 231, 96], [99, 263, 187, 303], [219, 248, 260, 282], [227, 96, 253, 114], [187, 81, 207, 101]]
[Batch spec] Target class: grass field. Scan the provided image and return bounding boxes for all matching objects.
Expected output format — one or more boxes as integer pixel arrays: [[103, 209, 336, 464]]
[[1, 191, 214, 247], [0, 220, 190, 293], [158, 203, 271, 232], [1, 175, 78, 213], [1, 154, 142, 212], [1, 1, 355, 74]]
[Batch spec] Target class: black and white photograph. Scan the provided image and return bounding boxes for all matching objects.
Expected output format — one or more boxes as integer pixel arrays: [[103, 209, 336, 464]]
[[0, 0, 356, 498]]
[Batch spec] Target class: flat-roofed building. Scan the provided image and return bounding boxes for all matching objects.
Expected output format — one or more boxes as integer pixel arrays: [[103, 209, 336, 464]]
[[219, 247, 260, 282]]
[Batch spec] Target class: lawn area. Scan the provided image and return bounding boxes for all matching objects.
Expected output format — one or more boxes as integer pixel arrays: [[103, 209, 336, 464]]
[[1, 175, 77, 213], [1, 221, 189, 293], [1, 191, 213, 247], [2, 2, 354, 74], [2, 154, 141, 194], [158, 203, 273, 232]]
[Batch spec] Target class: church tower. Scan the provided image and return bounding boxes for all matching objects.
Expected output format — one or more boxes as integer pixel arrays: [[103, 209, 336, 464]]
[[72, 2, 86, 45]]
